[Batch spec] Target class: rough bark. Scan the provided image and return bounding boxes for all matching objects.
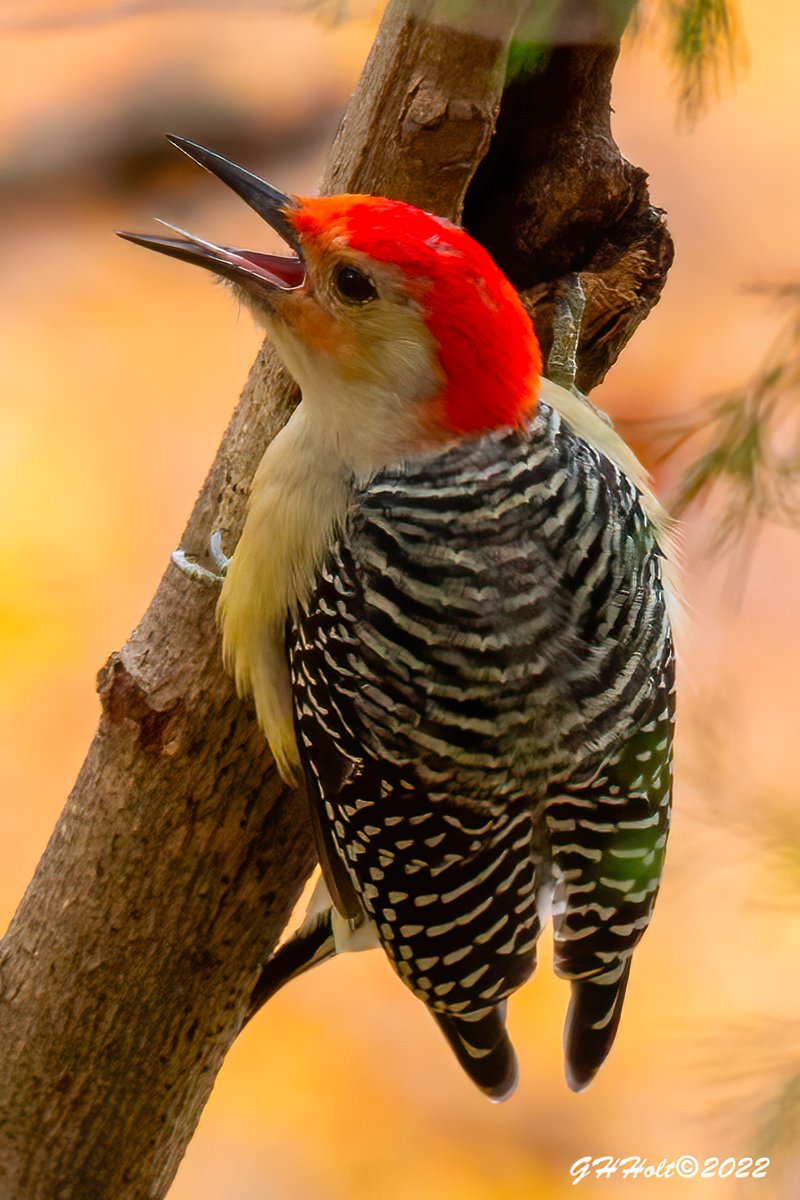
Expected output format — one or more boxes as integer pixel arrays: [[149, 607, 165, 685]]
[[0, 2, 672, 1197], [464, 10, 674, 389], [0, 4, 524, 1199]]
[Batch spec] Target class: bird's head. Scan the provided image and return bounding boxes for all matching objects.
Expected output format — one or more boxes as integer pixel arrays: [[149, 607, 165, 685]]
[[120, 136, 541, 473]]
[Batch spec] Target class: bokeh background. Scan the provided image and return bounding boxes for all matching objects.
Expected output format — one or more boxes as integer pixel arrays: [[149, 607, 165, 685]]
[[2, 1, 800, 1197]]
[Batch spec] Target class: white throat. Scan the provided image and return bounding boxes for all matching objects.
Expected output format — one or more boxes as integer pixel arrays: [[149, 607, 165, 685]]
[[217, 305, 441, 783], [266, 310, 442, 481]]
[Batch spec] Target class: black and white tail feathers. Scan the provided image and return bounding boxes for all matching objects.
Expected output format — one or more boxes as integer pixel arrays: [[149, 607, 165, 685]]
[[250, 905, 632, 1098], [248, 907, 519, 1101], [563, 963, 631, 1092], [430, 1006, 518, 1102]]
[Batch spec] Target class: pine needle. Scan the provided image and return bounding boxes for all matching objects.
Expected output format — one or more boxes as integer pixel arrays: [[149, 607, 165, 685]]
[[666, 0, 747, 118], [630, 0, 748, 121], [660, 285, 800, 557]]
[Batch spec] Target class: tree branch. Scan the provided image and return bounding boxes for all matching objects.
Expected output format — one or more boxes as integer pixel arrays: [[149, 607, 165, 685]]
[[0, 3, 525, 1197], [465, 13, 674, 390], [0, 2, 672, 1195]]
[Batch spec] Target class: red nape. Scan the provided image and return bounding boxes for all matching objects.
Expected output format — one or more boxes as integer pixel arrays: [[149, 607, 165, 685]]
[[422, 254, 541, 435], [293, 195, 542, 434]]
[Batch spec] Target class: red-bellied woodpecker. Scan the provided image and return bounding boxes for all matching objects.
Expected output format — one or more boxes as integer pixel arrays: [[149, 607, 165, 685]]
[[120, 136, 677, 1101]]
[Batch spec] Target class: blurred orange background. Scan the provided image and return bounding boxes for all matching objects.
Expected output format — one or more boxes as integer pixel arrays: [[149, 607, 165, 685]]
[[2, 2, 800, 1197]]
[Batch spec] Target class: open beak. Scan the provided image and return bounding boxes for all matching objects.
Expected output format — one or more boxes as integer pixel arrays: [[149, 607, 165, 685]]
[[117, 134, 305, 293]]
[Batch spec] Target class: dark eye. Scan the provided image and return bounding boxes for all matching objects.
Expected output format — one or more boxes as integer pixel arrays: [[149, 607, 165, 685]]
[[334, 264, 378, 304]]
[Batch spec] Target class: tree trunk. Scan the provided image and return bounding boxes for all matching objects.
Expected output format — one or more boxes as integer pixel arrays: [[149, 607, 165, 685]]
[[0, 2, 672, 1197]]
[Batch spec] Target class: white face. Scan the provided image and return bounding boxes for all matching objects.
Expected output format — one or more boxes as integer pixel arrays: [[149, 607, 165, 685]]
[[242, 249, 448, 479]]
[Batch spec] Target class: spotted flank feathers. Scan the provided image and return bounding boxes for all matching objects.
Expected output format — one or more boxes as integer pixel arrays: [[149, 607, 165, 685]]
[[278, 399, 675, 1097]]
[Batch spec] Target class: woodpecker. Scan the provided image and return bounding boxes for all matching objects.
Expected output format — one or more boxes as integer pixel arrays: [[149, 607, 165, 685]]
[[120, 136, 676, 1102]]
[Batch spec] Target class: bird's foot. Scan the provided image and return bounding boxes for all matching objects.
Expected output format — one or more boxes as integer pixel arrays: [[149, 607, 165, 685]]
[[171, 530, 231, 584], [547, 272, 586, 394]]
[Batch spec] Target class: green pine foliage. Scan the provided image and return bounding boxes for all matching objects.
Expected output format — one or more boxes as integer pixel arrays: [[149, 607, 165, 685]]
[[662, 286, 800, 559], [664, 0, 747, 116]]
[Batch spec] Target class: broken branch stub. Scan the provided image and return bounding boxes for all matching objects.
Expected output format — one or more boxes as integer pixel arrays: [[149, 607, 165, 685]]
[[465, 36, 674, 391]]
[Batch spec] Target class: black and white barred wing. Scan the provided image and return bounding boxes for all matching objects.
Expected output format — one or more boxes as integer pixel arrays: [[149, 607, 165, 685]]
[[290, 406, 674, 1091]]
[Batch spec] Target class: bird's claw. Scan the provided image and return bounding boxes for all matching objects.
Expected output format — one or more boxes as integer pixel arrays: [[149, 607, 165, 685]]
[[209, 530, 231, 572], [547, 272, 586, 394], [171, 531, 231, 584]]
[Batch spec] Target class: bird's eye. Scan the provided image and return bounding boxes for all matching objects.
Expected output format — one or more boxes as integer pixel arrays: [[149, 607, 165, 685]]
[[334, 264, 378, 304]]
